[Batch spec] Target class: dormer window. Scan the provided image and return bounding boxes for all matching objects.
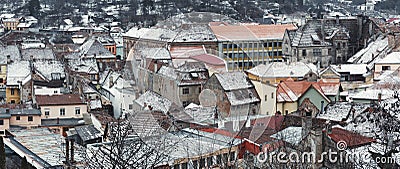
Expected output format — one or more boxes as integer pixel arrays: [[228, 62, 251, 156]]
[[51, 73, 61, 80]]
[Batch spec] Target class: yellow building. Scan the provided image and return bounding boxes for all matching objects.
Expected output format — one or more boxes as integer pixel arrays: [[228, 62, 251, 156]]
[[6, 61, 31, 104], [6, 87, 20, 104], [210, 24, 297, 71], [2, 18, 19, 31]]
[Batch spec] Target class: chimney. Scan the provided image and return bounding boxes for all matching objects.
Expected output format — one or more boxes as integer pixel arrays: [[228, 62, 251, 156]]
[[6, 55, 10, 64], [65, 138, 70, 162], [336, 15, 340, 25], [301, 109, 313, 137], [326, 123, 332, 134], [143, 102, 147, 109], [378, 93, 382, 103], [109, 76, 114, 88], [154, 61, 158, 72], [321, 16, 326, 41], [70, 139, 75, 163]]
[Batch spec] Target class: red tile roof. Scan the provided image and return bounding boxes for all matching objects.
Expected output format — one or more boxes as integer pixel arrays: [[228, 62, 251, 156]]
[[328, 128, 376, 148], [210, 24, 297, 41], [36, 94, 85, 106], [190, 54, 225, 66], [277, 80, 339, 102], [169, 46, 205, 59]]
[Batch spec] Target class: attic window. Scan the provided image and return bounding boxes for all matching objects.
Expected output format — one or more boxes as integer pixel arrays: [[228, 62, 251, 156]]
[[306, 110, 312, 117], [190, 73, 199, 78], [51, 73, 61, 80]]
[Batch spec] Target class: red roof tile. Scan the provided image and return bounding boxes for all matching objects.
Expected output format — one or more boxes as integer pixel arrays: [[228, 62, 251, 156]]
[[277, 80, 337, 102], [328, 128, 376, 148], [210, 24, 297, 41], [190, 54, 225, 66], [36, 94, 85, 106]]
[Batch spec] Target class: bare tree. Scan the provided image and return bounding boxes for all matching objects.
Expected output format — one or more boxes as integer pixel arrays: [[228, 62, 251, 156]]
[[82, 117, 172, 168]]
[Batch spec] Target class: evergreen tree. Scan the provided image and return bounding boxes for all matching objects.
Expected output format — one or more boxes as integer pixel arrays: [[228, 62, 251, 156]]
[[27, 0, 40, 17], [20, 156, 28, 169], [0, 137, 5, 169]]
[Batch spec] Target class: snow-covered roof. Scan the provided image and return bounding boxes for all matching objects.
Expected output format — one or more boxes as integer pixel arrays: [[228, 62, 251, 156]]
[[180, 104, 215, 124], [79, 39, 115, 59], [123, 27, 177, 42], [270, 126, 303, 145], [33, 60, 65, 81], [134, 91, 172, 114], [173, 24, 217, 42], [246, 62, 315, 78], [17, 22, 31, 28], [348, 35, 388, 64], [0, 14, 15, 19], [138, 47, 171, 60], [349, 89, 394, 101], [68, 59, 99, 74], [214, 72, 253, 91], [7, 128, 68, 167], [226, 88, 260, 106], [331, 64, 368, 75], [376, 52, 400, 64], [21, 48, 54, 60], [0, 45, 20, 63], [157, 66, 178, 80], [7, 61, 31, 85], [317, 102, 368, 122], [63, 19, 73, 25]]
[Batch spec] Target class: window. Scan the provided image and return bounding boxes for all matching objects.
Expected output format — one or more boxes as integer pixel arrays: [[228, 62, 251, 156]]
[[302, 49, 307, 57], [28, 116, 33, 121], [60, 108, 65, 116], [271, 93, 274, 99], [207, 157, 213, 167], [0, 119, 3, 125], [217, 154, 222, 164], [129, 104, 133, 110], [382, 66, 391, 71], [264, 95, 268, 101], [328, 48, 332, 55], [11, 88, 15, 95], [75, 107, 80, 115], [54, 90, 58, 94], [200, 158, 205, 168], [181, 163, 188, 169], [0, 78, 3, 83], [230, 152, 236, 161], [10, 100, 15, 104], [313, 49, 322, 56], [0, 131, 4, 135], [183, 101, 189, 107], [45, 108, 50, 116], [198, 87, 201, 94], [285, 110, 289, 115], [192, 160, 198, 169], [16, 116, 20, 120], [182, 88, 189, 95]]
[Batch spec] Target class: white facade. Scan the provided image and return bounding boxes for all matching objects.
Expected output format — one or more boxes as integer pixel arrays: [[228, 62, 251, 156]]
[[40, 104, 87, 119], [252, 81, 277, 115], [34, 85, 62, 96]]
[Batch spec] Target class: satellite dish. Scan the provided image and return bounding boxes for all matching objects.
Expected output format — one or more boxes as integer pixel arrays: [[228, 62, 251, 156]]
[[199, 89, 217, 107]]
